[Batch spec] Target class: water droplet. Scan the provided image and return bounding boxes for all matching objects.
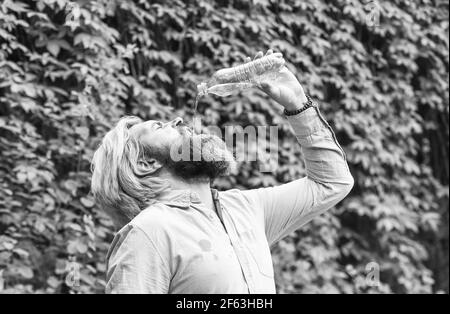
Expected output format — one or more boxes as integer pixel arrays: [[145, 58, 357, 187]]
[[199, 239, 212, 252]]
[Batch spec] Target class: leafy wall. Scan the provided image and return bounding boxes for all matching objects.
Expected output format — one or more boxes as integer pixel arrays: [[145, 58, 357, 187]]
[[0, 0, 448, 293]]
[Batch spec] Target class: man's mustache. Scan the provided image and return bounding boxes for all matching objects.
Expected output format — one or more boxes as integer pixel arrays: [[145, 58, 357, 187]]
[[176, 122, 194, 136]]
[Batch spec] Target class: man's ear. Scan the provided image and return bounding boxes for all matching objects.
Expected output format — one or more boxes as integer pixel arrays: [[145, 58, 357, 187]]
[[136, 158, 162, 176]]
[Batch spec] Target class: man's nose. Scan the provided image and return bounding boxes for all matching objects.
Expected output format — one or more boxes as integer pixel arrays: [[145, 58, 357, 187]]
[[167, 117, 183, 128]]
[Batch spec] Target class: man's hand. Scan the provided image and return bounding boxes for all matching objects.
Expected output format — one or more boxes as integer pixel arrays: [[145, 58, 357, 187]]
[[245, 50, 308, 111]]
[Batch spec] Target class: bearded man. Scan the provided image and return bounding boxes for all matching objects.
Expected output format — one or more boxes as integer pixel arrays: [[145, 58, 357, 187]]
[[91, 50, 354, 294]]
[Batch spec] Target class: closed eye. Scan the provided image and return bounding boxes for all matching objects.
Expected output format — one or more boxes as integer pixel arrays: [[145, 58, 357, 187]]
[[153, 121, 163, 129]]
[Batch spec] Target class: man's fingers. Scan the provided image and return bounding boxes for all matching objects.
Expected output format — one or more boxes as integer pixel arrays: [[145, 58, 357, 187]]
[[252, 50, 281, 61], [254, 51, 263, 60], [272, 52, 283, 58], [260, 81, 281, 98], [260, 82, 270, 91], [265, 50, 284, 60]]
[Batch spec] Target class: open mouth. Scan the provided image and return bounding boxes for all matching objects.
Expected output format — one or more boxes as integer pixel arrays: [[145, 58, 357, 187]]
[[176, 123, 193, 136]]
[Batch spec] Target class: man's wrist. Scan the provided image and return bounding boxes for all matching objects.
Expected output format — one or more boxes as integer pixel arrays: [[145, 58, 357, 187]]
[[282, 93, 308, 112], [284, 95, 315, 116]]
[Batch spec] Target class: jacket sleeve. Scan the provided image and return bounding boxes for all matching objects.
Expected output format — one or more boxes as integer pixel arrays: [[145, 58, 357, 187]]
[[105, 224, 170, 294], [242, 105, 354, 245]]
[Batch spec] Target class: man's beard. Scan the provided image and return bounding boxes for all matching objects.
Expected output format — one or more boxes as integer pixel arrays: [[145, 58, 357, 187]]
[[153, 126, 236, 182]]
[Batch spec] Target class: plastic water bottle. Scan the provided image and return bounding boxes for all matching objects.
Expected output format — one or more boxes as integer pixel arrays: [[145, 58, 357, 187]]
[[197, 53, 285, 97]]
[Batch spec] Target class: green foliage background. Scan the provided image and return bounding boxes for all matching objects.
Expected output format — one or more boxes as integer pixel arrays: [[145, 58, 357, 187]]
[[0, 0, 448, 293]]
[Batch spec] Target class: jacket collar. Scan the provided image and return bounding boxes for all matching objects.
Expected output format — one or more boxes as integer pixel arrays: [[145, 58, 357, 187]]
[[155, 188, 220, 209]]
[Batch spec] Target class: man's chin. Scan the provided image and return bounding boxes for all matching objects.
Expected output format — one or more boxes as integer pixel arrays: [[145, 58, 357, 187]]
[[170, 159, 233, 182], [166, 133, 236, 181]]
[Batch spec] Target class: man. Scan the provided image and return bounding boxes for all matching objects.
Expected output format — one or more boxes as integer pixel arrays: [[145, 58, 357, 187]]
[[91, 50, 354, 294]]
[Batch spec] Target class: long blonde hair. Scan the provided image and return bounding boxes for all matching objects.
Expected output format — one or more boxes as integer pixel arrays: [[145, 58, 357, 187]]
[[91, 116, 169, 228]]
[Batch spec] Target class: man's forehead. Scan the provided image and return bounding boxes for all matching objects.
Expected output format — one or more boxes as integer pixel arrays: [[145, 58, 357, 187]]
[[130, 120, 159, 136]]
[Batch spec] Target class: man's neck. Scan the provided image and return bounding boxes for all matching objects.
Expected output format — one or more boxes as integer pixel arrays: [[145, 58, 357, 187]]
[[163, 173, 215, 212]]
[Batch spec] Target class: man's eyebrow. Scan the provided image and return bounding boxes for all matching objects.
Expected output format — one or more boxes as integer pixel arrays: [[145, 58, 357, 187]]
[[149, 121, 162, 129]]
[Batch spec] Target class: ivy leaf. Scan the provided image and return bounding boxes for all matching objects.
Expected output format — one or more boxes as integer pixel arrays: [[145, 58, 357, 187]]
[[80, 197, 94, 208], [46, 40, 60, 57]]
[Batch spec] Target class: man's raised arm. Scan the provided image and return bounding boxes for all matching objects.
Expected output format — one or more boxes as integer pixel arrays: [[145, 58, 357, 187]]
[[242, 50, 354, 245]]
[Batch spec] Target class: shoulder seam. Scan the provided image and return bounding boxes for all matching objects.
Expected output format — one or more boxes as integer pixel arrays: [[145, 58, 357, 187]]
[[129, 224, 172, 280]]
